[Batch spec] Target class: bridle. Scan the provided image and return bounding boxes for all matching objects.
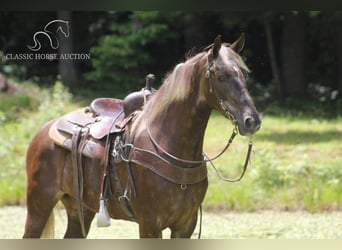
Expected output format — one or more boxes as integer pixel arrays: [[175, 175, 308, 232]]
[[204, 60, 253, 182], [205, 61, 237, 124], [135, 58, 254, 183]]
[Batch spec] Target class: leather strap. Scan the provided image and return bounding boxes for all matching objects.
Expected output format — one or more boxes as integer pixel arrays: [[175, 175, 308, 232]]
[[108, 156, 137, 222], [129, 148, 207, 185], [71, 126, 86, 237]]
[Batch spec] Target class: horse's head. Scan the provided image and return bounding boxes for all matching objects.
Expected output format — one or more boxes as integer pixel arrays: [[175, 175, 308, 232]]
[[203, 34, 261, 136]]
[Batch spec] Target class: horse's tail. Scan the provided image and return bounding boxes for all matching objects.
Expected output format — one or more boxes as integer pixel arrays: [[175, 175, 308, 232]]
[[40, 209, 55, 238]]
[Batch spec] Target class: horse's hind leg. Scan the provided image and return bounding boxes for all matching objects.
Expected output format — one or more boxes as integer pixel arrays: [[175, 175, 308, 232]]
[[23, 191, 60, 238], [23, 122, 63, 238], [61, 195, 95, 238], [24, 159, 60, 235]]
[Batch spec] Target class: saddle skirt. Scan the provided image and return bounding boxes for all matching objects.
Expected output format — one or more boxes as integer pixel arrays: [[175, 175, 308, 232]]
[[49, 98, 131, 158]]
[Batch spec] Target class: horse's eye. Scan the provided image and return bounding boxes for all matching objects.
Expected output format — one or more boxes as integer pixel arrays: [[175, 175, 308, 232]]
[[217, 75, 225, 81]]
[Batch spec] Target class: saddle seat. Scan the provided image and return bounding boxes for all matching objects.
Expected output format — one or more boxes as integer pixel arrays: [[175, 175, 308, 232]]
[[58, 98, 126, 140], [88, 97, 124, 118]]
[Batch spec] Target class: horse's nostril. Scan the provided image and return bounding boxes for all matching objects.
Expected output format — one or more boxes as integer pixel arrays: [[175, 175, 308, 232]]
[[243, 115, 261, 134], [244, 117, 254, 129]]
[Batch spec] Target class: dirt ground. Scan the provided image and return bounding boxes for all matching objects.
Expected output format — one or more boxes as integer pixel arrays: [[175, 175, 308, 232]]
[[2, 206, 342, 239]]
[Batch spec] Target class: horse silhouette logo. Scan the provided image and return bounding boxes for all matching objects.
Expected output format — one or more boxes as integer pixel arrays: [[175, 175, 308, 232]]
[[27, 19, 70, 51]]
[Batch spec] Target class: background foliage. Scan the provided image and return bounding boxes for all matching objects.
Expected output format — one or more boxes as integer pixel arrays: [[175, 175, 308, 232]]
[[1, 11, 341, 115], [0, 11, 342, 211]]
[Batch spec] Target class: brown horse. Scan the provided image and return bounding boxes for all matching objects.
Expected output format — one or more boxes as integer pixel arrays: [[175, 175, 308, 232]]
[[23, 35, 261, 238]]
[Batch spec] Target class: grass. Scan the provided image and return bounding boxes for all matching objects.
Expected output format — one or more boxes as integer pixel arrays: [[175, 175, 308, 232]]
[[203, 112, 342, 212], [1, 81, 342, 212]]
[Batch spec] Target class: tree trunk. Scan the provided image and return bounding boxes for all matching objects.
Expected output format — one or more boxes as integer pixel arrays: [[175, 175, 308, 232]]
[[57, 11, 78, 88], [263, 14, 282, 98], [281, 12, 307, 98], [336, 14, 342, 94]]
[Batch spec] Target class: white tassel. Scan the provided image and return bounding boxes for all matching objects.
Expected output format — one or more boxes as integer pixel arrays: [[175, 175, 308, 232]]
[[97, 198, 111, 227]]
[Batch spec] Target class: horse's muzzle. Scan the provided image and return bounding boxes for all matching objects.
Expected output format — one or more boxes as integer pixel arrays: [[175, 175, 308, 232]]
[[239, 113, 261, 136]]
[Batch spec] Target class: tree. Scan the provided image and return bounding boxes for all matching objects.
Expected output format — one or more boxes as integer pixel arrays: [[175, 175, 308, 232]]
[[57, 11, 79, 88], [336, 13, 342, 94], [263, 12, 282, 98], [85, 11, 182, 95], [280, 12, 307, 98]]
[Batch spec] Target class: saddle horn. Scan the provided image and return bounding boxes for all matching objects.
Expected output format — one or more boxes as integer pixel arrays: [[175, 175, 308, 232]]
[[145, 74, 155, 91], [123, 73, 157, 116]]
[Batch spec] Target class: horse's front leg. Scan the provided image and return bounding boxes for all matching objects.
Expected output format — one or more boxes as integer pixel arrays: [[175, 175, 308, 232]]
[[138, 220, 162, 238], [169, 212, 198, 238]]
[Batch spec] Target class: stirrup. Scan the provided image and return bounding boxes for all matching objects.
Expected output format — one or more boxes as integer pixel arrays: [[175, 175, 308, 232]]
[[97, 198, 111, 227]]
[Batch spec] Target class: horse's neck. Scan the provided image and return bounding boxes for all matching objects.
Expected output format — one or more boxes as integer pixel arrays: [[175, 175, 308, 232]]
[[148, 92, 211, 161]]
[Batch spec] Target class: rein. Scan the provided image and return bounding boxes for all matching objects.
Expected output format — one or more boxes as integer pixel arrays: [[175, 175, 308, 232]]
[[145, 118, 239, 165], [203, 60, 254, 182], [134, 60, 254, 182], [145, 120, 253, 183], [204, 141, 253, 182]]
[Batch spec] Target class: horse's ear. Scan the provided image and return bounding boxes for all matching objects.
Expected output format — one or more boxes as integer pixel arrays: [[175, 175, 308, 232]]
[[230, 33, 245, 53], [212, 35, 222, 59]]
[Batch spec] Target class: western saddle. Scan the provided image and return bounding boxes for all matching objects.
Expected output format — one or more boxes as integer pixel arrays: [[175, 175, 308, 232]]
[[48, 74, 156, 233], [49, 74, 156, 155]]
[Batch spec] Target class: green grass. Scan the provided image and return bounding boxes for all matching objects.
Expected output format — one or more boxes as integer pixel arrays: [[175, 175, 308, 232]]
[[1, 81, 342, 212], [203, 112, 342, 212]]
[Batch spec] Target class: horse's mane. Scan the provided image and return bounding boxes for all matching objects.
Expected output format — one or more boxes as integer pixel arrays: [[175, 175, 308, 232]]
[[129, 52, 205, 137], [149, 44, 250, 113], [130, 45, 249, 136]]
